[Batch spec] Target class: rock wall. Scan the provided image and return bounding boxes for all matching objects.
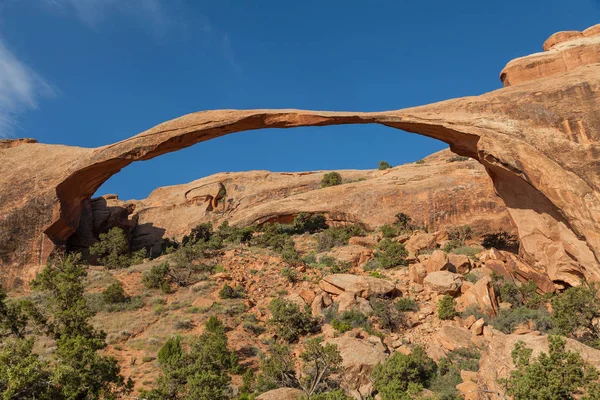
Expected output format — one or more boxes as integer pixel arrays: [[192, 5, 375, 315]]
[[1, 25, 599, 286]]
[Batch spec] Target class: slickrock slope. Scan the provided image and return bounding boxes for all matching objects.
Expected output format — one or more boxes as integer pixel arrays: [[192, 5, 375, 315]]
[[1, 24, 600, 286], [67, 149, 510, 257]]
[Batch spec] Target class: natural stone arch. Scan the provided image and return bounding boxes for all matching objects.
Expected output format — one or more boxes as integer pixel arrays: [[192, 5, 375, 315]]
[[1, 24, 600, 286]]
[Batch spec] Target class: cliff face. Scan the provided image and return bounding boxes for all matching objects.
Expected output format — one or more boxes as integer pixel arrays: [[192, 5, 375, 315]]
[[1, 24, 600, 286], [66, 149, 511, 258]]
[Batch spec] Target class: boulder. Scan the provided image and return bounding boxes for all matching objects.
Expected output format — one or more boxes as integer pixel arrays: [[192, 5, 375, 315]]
[[325, 335, 388, 398], [330, 244, 374, 267], [448, 253, 472, 274], [470, 318, 485, 335], [423, 271, 463, 295], [256, 388, 303, 400], [456, 275, 498, 316], [435, 326, 473, 351], [319, 274, 396, 298], [349, 236, 378, 248], [405, 232, 437, 258], [426, 250, 450, 273], [409, 263, 427, 284], [456, 381, 479, 400]]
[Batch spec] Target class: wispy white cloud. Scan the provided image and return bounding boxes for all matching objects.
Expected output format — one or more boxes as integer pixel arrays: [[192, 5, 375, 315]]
[[0, 37, 54, 138], [43, 0, 169, 31]]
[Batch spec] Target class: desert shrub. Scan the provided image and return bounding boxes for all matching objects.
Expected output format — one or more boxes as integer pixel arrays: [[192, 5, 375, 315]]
[[482, 231, 518, 251], [218, 283, 244, 299], [89, 227, 144, 269], [415, 159, 425, 164], [252, 223, 292, 251], [321, 172, 342, 188], [215, 221, 255, 244], [267, 298, 318, 342], [437, 295, 457, 320], [281, 267, 299, 283], [551, 284, 600, 348], [319, 255, 336, 267], [242, 315, 265, 335], [375, 239, 408, 269], [102, 281, 127, 304], [449, 245, 482, 258], [302, 253, 318, 265], [362, 259, 381, 271], [143, 317, 238, 400], [448, 156, 469, 162], [380, 224, 398, 238], [14, 254, 135, 399], [316, 224, 365, 252], [160, 237, 180, 255], [504, 336, 600, 399], [379, 160, 392, 170], [310, 389, 351, 400], [174, 319, 194, 330], [429, 347, 480, 400], [490, 307, 553, 334], [182, 222, 214, 245], [86, 292, 144, 313], [372, 346, 437, 399], [370, 297, 406, 332], [394, 297, 419, 312], [256, 343, 298, 392], [330, 261, 352, 274], [142, 262, 172, 293], [291, 213, 328, 234], [280, 241, 302, 265], [446, 225, 472, 244], [331, 309, 369, 333]]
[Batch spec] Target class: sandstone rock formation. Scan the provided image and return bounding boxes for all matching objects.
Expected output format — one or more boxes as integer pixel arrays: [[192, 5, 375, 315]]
[[2, 24, 600, 287]]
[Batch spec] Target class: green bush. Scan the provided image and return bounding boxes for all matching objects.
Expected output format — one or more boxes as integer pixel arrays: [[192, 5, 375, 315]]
[[362, 259, 381, 271], [182, 222, 214, 245], [379, 160, 392, 170], [448, 156, 470, 162], [321, 172, 342, 188], [551, 284, 600, 347], [394, 297, 419, 312], [143, 317, 239, 399], [437, 295, 457, 320], [252, 223, 292, 251], [415, 159, 425, 165], [281, 267, 299, 283], [380, 224, 398, 238], [218, 284, 244, 299], [490, 307, 552, 334], [370, 297, 406, 332], [375, 239, 408, 269], [215, 221, 255, 244], [429, 348, 480, 400], [86, 292, 144, 313], [267, 298, 318, 342], [291, 213, 328, 234], [331, 310, 370, 333], [446, 225, 472, 244], [102, 281, 127, 304], [504, 336, 600, 399], [141, 262, 172, 293], [89, 227, 144, 269], [372, 346, 436, 399], [316, 224, 365, 252]]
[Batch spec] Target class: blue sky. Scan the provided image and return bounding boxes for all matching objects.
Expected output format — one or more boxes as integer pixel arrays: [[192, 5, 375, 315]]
[[1, 1, 598, 199]]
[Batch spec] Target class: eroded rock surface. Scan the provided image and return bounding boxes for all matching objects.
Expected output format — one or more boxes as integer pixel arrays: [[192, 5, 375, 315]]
[[2, 25, 600, 287]]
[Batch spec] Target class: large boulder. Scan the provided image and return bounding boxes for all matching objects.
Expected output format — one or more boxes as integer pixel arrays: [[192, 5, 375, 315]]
[[329, 244, 374, 267], [456, 275, 498, 316], [319, 274, 396, 298], [324, 335, 388, 398], [435, 326, 473, 351], [426, 250, 450, 273], [405, 232, 437, 258], [423, 271, 463, 295], [256, 388, 303, 400]]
